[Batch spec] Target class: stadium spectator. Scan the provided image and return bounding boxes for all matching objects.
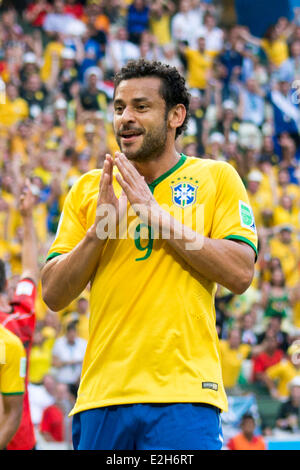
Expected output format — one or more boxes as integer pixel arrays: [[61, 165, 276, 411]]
[[219, 327, 252, 395], [0, 325, 26, 450], [126, 0, 150, 45], [0, 182, 39, 450], [51, 321, 87, 391], [252, 334, 284, 386], [275, 375, 300, 432], [264, 341, 300, 400], [226, 413, 266, 450], [39, 381, 73, 442], [28, 374, 56, 428]]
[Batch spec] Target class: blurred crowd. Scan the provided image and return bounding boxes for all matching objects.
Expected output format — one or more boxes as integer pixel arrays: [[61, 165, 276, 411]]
[[0, 0, 300, 448]]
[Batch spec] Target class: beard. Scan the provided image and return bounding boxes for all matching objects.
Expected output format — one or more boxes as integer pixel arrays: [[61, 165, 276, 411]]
[[116, 119, 168, 163]]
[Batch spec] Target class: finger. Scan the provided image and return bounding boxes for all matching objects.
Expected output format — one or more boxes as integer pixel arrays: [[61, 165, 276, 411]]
[[115, 152, 141, 179], [99, 158, 111, 192], [114, 155, 135, 187], [105, 154, 114, 185], [115, 172, 132, 197], [99, 172, 110, 202]]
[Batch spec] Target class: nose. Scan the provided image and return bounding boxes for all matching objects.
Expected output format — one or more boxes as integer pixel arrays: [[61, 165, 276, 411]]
[[119, 105, 136, 125]]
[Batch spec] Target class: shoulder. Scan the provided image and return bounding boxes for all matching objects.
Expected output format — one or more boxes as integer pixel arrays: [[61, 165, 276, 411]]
[[0, 324, 24, 354]]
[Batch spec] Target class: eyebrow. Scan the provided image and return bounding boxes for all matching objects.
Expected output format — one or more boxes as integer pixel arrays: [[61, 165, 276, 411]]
[[114, 97, 152, 105]]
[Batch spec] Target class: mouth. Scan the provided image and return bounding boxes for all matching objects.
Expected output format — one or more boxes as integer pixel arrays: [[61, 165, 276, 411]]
[[119, 130, 144, 143]]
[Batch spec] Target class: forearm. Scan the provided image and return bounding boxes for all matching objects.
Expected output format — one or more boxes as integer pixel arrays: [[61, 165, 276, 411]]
[[21, 214, 39, 283], [41, 226, 106, 311], [0, 410, 22, 450]]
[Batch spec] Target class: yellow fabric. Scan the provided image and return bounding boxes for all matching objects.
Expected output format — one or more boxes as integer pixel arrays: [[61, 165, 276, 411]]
[[269, 237, 300, 287], [40, 41, 64, 83], [77, 315, 90, 342], [47, 156, 258, 416], [219, 340, 251, 388], [0, 325, 26, 395], [277, 184, 300, 207], [28, 337, 55, 384], [261, 37, 289, 67], [0, 97, 29, 127], [266, 359, 300, 398], [247, 189, 274, 227], [149, 15, 171, 45], [272, 206, 299, 230], [184, 48, 212, 89]]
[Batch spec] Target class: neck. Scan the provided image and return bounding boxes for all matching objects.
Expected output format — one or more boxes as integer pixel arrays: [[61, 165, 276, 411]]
[[244, 432, 254, 441], [132, 148, 181, 184]]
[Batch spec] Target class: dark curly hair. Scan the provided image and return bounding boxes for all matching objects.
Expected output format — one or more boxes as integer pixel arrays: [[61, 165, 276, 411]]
[[113, 59, 190, 139]]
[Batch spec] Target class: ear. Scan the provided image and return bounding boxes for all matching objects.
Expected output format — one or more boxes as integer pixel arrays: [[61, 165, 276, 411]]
[[167, 104, 186, 134]]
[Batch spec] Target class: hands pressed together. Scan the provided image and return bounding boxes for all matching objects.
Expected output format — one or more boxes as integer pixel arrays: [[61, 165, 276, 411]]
[[94, 152, 160, 240]]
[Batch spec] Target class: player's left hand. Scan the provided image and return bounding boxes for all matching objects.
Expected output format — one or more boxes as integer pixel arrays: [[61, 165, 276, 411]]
[[114, 152, 160, 224]]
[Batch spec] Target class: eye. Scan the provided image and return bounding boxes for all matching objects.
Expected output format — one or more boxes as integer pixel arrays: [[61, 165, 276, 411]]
[[114, 105, 124, 114], [137, 104, 147, 111]]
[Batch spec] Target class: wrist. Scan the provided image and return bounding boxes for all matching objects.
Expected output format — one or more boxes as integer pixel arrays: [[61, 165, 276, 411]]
[[86, 224, 108, 245]]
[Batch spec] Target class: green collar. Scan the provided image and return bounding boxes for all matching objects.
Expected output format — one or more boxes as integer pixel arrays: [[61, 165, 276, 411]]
[[147, 153, 187, 194]]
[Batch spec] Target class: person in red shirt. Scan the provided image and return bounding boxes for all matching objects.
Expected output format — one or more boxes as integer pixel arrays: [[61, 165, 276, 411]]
[[252, 334, 284, 388], [40, 382, 71, 442], [227, 413, 266, 450], [0, 181, 39, 450], [64, 0, 84, 20], [24, 0, 52, 28]]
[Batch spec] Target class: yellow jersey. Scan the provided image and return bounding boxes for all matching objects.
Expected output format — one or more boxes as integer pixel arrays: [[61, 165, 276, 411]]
[[47, 155, 258, 415], [266, 359, 300, 399], [219, 340, 251, 389], [261, 37, 289, 67], [184, 49, 212, 90], [0, 324, 26, 396]]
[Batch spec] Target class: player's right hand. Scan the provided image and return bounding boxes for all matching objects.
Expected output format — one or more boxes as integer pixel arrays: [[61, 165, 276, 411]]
[[92, 154, 128, 240]]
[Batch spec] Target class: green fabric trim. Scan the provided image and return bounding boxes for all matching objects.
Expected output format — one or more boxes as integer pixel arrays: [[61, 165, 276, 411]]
[[46, 252, 62, 262], [224, 235, 258, 260], [147, 154, 187, 194], [1, 391, 24, 396]]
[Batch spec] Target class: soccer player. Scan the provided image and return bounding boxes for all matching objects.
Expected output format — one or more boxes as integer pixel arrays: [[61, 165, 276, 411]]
[[0, 324, 26, 449], [0, 181, 39, 450], [42, 59, 258, 450]]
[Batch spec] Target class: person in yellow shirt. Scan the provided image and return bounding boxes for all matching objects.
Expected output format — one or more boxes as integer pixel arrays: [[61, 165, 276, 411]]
[[0, 83, 29, 127], [246, 170, 274, 228], [179, 34, 212, 91], [219, 328, 251, 393], [29, 326, 55, 385], [41, 59, 257, 450], [239, 24, 292, 68], [265, 342, 300, 400], [0, 325, 26, 449], [74, 297, 90, 342], [269, 226, 300, 288], [149, 0, 174, 46], [272, 194, 299, 231], [276, 168, 300, 208]]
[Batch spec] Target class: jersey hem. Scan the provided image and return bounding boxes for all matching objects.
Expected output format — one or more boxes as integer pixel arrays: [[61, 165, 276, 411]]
[[69, 396, 228, 417]]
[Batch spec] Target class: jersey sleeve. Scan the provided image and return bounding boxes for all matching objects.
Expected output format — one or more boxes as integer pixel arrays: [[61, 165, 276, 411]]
[[46, 178, 88, 262], [210, 162, 258, 258], [0, 329, 26, 395]]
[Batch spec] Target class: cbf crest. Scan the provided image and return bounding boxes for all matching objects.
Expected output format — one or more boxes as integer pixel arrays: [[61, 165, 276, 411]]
[[171, 179, 198, 208]]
